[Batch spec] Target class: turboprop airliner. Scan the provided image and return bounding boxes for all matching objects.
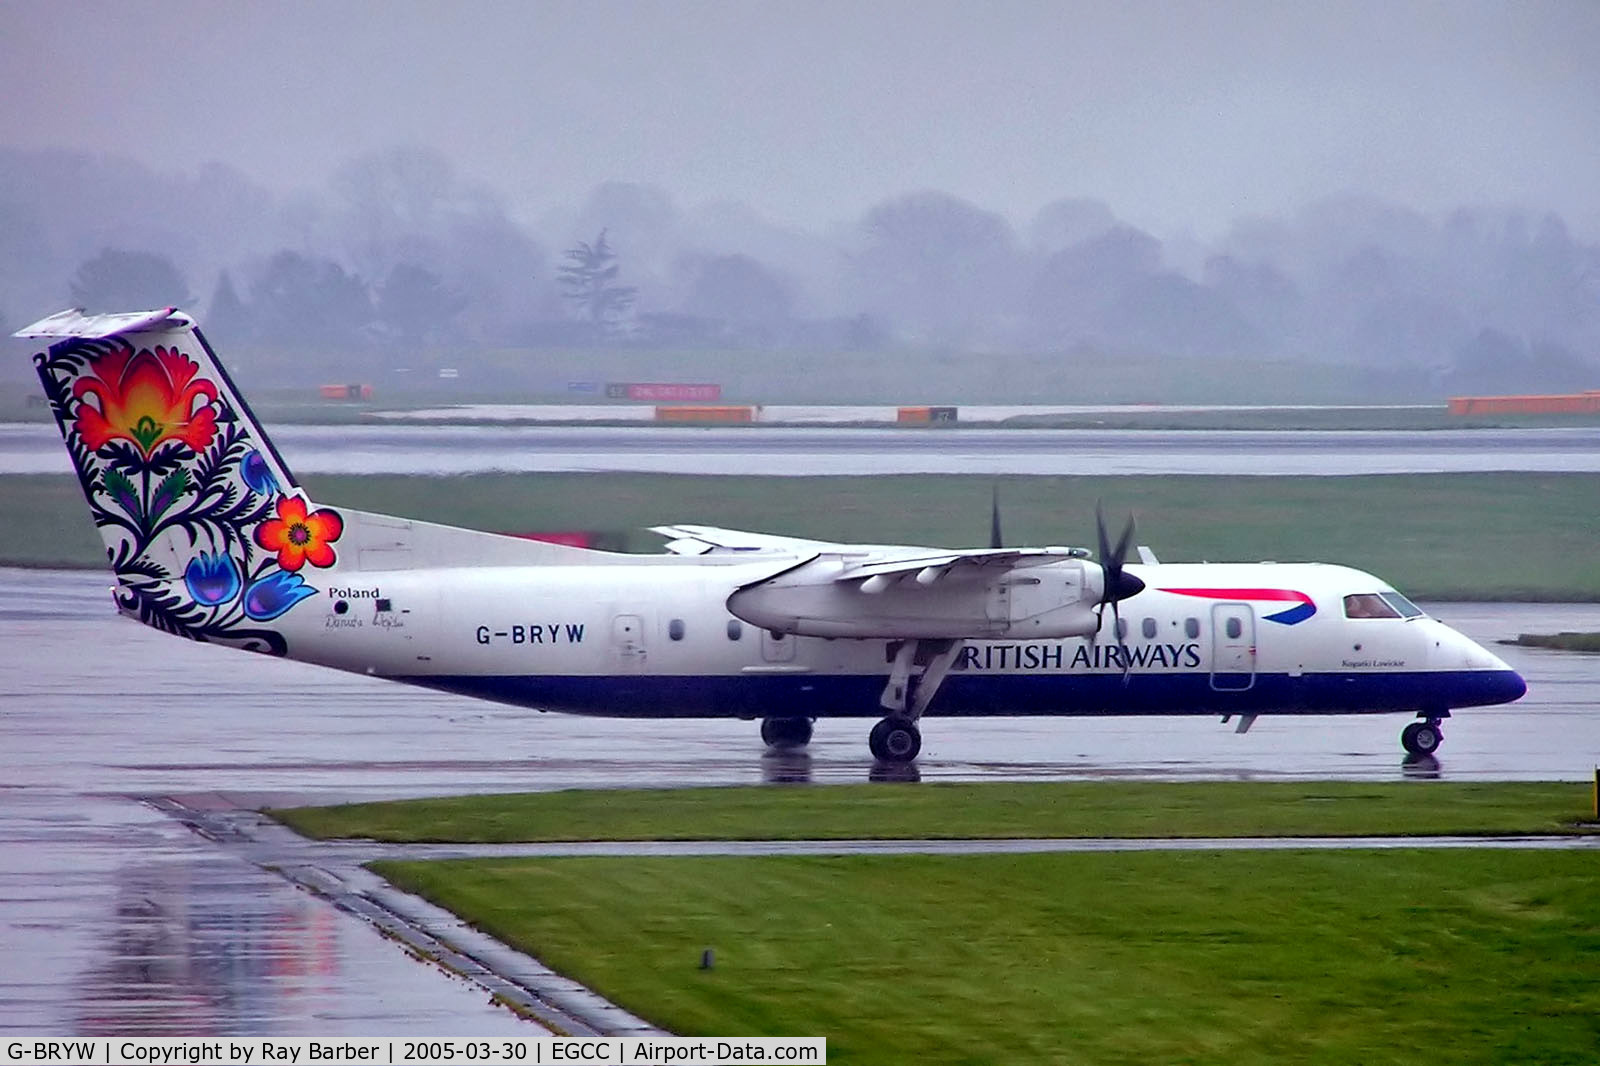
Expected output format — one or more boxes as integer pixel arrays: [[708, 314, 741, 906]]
[[17, 307, 1525, 762]]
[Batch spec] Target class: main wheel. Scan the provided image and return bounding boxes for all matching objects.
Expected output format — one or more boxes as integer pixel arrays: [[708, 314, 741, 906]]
[[1401, 720, 1442, 755], [868, 716, 921, 762], [761, 716, 814, 749]]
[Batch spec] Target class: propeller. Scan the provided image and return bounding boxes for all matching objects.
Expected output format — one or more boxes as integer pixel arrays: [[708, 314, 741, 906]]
[[1094, 503, 1147, 679]]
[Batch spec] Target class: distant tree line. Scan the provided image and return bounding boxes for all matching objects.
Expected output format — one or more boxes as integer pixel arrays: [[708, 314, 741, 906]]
[[7, 145, 1598, 396]]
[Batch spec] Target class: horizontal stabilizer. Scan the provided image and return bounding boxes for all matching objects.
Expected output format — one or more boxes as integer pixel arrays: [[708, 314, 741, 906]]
[[13, 307, 188, 340], [651, 524, 837, 555]]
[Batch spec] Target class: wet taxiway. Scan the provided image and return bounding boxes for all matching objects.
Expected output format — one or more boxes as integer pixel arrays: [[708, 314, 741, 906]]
[[3, 567, 1599, 1033], [8, 422, 1600, 476]]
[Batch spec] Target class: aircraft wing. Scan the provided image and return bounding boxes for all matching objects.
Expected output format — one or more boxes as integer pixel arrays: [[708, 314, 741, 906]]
[[656, 525, 1090, 574], [727, 542, 1100, 639], [836, 547, 1088, 587]]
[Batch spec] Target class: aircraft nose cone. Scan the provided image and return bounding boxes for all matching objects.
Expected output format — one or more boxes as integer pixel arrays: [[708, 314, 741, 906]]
[[1448, 667, 1526, 708], [1496, 669, 1528, 704], [1110, 569, 1145, 602]]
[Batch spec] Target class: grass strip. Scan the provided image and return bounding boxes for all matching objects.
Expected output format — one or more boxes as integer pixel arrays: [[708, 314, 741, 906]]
[[1508, 631, 1600, 652], [270, 780, 1595, 843], [8, 470, 1600, 600], [372, 849, 1600, 1064]]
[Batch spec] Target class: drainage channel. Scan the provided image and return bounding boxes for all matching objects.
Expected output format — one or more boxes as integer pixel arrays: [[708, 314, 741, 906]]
[[146, 795, 665, 1038]]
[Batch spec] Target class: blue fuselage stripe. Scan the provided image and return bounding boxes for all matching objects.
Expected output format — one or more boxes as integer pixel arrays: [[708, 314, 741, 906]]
[[389, 669, 1527, 719]]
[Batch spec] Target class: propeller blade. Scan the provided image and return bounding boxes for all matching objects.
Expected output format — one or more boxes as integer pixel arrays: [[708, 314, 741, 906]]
[[1095, 503, 1112, 578], [990, 484, 1004, 550], [1093, 503, 1144, 682], [1113, 514, 1136, 568], [1113, 599, 1133, 684]]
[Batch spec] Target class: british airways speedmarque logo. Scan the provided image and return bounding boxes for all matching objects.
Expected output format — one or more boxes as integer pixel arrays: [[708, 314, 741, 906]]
[[1159, 587, 1317, 625]]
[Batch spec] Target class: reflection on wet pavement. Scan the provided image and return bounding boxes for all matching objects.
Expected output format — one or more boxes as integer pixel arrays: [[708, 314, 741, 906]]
[[75, 858, 339, 1035], [0, 790, 537, 1034], [1401, 753, 1443, 778], [3, 567, 1598, 1033]]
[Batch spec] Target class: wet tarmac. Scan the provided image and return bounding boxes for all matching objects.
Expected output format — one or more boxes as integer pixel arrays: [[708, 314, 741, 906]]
[[8, 422, 1600, 476], [3, 567, 1599, 1034]]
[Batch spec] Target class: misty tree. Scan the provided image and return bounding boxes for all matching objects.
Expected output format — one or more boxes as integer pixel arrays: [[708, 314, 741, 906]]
[[321, 147, 553, 344], [1203, 255, 1303, 348], [681, 254, 794, 330], [557, 230, 637, 331], [852, 191, 1020, 346], [1101, 272, 1259, 359], [377, 263, 467, 344], [572, 182, 677, 286], [1025, 225, 1163, 346], [205, 270, 252, 341], [1028, 197, 1118, 254], [249, 250, 372, 345], [69, 248, 192, 311]]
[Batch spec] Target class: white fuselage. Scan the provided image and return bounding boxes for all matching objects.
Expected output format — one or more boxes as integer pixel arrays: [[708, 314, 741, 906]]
[[255, 557, 1524, 721]]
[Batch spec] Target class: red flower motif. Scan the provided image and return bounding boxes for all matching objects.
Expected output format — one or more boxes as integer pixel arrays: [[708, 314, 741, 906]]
[[254, 496, 344, 572], [72, 344, 219, 457]]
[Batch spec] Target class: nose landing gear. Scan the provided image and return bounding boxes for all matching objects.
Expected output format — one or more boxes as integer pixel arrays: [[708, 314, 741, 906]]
[[867, 638, 962, 763], [760, 716, 814, 750], [869, 716, 922, 761], [1401, 713, 1447, 755]]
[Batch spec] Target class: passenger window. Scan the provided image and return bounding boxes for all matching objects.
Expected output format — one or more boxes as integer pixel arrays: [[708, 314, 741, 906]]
[[1115, 618, 1128, 640], [1184, 617, 1200, 639], [1344, 593, 1402, 619], [1141, 617, 1157, 639], [1225, 617, 1242, 639], [726, 619, 743, 640], [668, 618, 686, 641]]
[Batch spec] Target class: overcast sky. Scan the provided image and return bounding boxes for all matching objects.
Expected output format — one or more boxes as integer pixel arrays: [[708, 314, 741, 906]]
[[5, 0, 1598, 239]]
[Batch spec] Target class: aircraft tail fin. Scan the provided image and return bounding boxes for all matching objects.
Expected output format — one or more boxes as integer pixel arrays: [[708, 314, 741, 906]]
[[18, 308, 339, 651]]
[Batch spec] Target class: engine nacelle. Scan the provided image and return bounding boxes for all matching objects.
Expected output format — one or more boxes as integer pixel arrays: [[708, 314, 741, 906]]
[[727, 556, 1104, 640]]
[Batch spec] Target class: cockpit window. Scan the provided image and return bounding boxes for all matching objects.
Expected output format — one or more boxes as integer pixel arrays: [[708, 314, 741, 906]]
[[1344, 593, 1402, 619], [1379, 591, 1424, 619]]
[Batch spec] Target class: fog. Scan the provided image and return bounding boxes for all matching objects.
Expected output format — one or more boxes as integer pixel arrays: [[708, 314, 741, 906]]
[[3, 2, 1597, 399]]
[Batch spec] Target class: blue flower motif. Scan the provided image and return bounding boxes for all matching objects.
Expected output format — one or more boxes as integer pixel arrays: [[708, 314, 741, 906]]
[[183, 551, 242, 607], [241, 450, 281, 497], [242, 569, 317, 621]]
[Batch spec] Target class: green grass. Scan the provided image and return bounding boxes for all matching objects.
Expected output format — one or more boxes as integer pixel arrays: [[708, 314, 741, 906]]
[[8, 470, 1600, 599], [372, 850, 1600, 1063], [1508, 632, 1600, 652], [270, 781, 1596, 843]]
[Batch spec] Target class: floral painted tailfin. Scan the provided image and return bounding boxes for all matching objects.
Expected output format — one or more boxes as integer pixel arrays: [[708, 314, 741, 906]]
[[18, 308, 342, 653]]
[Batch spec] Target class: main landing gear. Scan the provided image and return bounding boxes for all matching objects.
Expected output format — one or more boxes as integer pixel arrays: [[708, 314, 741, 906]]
[[760, 716, 814, 750], [1401, 711, 1449, 756], [867, 638, 964, 763]]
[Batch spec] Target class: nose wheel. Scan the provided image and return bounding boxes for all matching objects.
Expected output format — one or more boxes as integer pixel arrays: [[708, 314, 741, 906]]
[[1401, 719, 1444, 755], [869, 716, 922, 762]]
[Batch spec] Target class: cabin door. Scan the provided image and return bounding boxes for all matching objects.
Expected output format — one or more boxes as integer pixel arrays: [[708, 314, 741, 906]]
[[1209, 603, 1256, 691], [611, 613, 648, 671]]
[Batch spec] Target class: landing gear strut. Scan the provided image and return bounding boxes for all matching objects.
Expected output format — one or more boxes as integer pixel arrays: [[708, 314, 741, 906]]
[[1401, 714, 1446, 756], [868, 639, 963, 763], [760, 716, 814, 750]]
